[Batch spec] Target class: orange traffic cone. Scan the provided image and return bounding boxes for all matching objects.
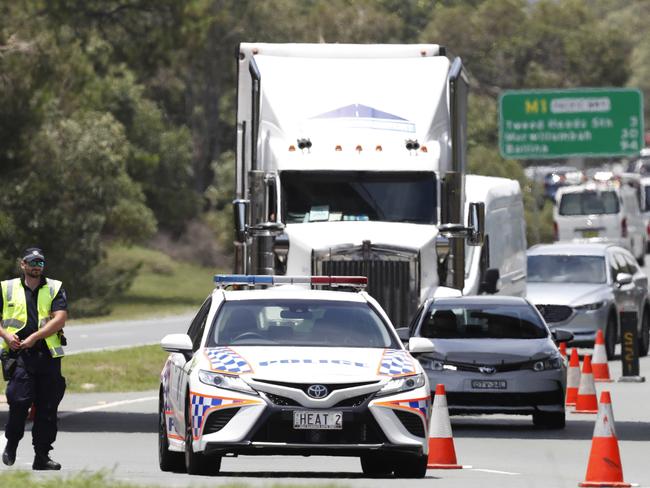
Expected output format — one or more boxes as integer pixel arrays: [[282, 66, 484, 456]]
[[592, 330, 613, 382], [427, 384, 463, 469], [579, 391, 633, 487], [559, 341, 567, 358], [574, 355, 599, 414], [566, 348, 581, 406]]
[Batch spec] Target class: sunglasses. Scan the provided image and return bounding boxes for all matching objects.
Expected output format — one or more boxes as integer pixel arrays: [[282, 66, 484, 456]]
[[25, 260, 45, 267]]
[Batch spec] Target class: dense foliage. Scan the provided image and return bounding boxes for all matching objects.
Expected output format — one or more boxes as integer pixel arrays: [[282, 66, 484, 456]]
[[0, 0, 646, 314]]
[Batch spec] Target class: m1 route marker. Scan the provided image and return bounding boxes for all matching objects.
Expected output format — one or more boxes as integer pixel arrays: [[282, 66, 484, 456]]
[[499, 88, 644, 159]]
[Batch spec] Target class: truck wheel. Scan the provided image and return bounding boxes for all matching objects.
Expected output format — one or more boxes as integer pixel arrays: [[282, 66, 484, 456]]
[[392, 454, 427, 478], [639, 307, 650, 357], [604, 313, 617, 360], [360, 454, 394, 477], [158, 393, 185, 472], [185, 398, 221, 475], [532, 410, 565, 429]]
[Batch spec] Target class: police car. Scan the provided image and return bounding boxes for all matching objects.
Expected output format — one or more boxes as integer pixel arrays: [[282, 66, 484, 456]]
[[158, 275, 432, 478]]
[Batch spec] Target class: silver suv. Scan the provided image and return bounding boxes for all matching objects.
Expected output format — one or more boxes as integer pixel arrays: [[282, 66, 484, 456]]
[[526, 242, 650, 358]]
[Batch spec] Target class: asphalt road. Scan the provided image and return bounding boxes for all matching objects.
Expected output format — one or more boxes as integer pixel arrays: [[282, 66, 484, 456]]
[[4, 263, 650, 486], [1, 356, 648, 487]]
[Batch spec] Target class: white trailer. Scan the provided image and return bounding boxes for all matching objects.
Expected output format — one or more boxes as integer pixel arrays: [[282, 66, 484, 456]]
[[233, 43, 485, 326]]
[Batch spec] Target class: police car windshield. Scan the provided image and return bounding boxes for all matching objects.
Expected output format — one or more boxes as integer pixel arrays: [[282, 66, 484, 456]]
[[527, 255, 607, 284], [207, 299, 398, 348], [420, 304, 547, 340], [282, 171, 436, 224]]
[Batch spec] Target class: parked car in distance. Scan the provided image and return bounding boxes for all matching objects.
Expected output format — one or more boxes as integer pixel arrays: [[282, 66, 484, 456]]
[[526, 242, 650, 359], [554, 181, 646, 265], [406, 295, 570, 429]]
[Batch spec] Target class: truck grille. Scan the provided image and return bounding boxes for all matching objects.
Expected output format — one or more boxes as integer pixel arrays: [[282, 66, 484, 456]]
[[535, 304, 573, 323], [312, 244, 420, 327]]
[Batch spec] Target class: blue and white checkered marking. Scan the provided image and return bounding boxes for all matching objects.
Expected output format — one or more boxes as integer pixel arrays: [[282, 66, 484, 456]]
[[204, 347, 253, 374], [375, 396, 430, 421], [378, 349, 416, 377]]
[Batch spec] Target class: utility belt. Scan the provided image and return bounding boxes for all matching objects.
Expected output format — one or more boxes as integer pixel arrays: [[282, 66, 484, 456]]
[[0, 350, 18, 381]]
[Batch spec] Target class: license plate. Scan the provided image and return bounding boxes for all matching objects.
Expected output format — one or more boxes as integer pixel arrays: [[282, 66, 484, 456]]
[[293, 410, 343, 430], [472, 380, 507, 389], [582, 230, 599, 238]]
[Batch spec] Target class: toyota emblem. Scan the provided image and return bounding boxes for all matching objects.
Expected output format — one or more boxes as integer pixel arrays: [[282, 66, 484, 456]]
[[307, 384, 329, 398], [479, 366, 496, 375]]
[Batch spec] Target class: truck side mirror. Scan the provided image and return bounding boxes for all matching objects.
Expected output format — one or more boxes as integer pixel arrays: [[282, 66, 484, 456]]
[[479, 268, 500, 294], [467, 201, 485, 246], [233, 199, 249, 243]]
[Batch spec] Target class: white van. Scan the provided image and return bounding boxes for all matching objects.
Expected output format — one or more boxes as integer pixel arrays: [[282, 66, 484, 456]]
[[554, 181, 646, 264], [463, 175, 527, 297]]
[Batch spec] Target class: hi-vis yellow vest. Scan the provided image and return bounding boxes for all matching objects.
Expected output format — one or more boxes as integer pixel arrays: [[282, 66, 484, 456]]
[[1, 278, 65, 358]]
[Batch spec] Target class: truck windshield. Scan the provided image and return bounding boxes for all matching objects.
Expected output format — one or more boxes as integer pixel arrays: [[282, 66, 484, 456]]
[[281, 171, 436, 224]]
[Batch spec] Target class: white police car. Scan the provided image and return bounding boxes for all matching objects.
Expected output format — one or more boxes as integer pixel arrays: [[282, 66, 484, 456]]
[[158, 275, 432, 478]]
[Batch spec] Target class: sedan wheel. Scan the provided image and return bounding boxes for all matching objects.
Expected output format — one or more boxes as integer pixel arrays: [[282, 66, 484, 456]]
[[360, 454, 394, 477], [158, 394, 185, 472]]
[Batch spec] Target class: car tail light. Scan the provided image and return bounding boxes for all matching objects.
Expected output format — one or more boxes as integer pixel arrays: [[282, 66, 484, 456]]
[[621, 218, 628, 238], [553, 221, 558, 241], [646, 221, 650, 238]]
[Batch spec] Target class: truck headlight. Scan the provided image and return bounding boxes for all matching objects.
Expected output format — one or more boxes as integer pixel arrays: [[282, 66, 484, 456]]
[[532, 355, 563, 372], [198, 370, 257, 395], [574, 301, 606, 311], [377, 373, 426, 397]]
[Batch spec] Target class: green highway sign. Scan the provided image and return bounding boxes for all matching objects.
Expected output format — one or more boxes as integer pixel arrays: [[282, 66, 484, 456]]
[[499, 88, 644, 159]]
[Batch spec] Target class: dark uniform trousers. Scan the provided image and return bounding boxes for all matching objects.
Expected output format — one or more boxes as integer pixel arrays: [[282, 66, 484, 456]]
[[4, 349, 66, 455]]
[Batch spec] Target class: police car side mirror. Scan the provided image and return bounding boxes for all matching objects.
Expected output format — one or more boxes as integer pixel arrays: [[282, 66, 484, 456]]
[[552, 329, 573, 343], [615, 272, 633, 287], [161, 334, 193, 360], [408, 337, 435, 354]]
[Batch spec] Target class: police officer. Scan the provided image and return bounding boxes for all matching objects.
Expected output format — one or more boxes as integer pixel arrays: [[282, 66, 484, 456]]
[[0, 248, 67, 470]]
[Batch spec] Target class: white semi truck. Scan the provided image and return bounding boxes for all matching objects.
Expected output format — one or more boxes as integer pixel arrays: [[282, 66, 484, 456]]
[[232, 43, 491, 327]]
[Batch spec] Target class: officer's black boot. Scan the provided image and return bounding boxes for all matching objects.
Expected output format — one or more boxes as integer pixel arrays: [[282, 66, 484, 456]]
[[2, 443, 16, 466], [32, 453, 61, 470]]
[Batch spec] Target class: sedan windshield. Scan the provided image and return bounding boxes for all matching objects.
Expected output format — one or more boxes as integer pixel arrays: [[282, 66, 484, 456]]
[[207, 300, 397, 348], [559, 190, 619, 215], [420, 304, 547, 339], [527, 255, 607, 284], [281, 171, 436, 224]]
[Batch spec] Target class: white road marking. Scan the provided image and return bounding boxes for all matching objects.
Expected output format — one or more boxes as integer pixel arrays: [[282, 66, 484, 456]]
[[471, 468, 520, 475], [59, 395, 157, 418]]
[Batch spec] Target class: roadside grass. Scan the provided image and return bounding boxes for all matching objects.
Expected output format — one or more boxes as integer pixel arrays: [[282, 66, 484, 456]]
[[72, 245, 221, 323], [0, 345, 167, 395], [0, 471, 348, 488], [62, 345, 168, 393]]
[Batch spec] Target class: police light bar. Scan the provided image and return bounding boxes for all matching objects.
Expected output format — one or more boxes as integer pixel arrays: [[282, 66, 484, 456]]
[[214, 275, 367, 288]]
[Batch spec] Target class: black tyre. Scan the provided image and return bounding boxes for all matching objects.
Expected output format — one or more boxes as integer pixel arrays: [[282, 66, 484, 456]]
[[639, 307, 650, 357], [638, 252, 646, 266], [392, 454, 427, 478], [185, 398, 222, 475], [158, 393, 185, 473], [604, 312, 617, 360], [360, 454, 394, 477], [532, 410, 565, 429]]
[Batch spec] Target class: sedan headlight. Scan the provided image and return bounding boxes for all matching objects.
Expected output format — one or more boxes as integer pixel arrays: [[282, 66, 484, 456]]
[[532, 355, 563, 372], [377, 373, 426, 397], [198, 369, 257, 395], [574, 301, 606, 311]]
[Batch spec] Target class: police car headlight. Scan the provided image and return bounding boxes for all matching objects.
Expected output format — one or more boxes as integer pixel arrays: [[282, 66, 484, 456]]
[[198, 369, 257, 395], [532, 355, 563, 372], [376, 373, 426, 397]]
